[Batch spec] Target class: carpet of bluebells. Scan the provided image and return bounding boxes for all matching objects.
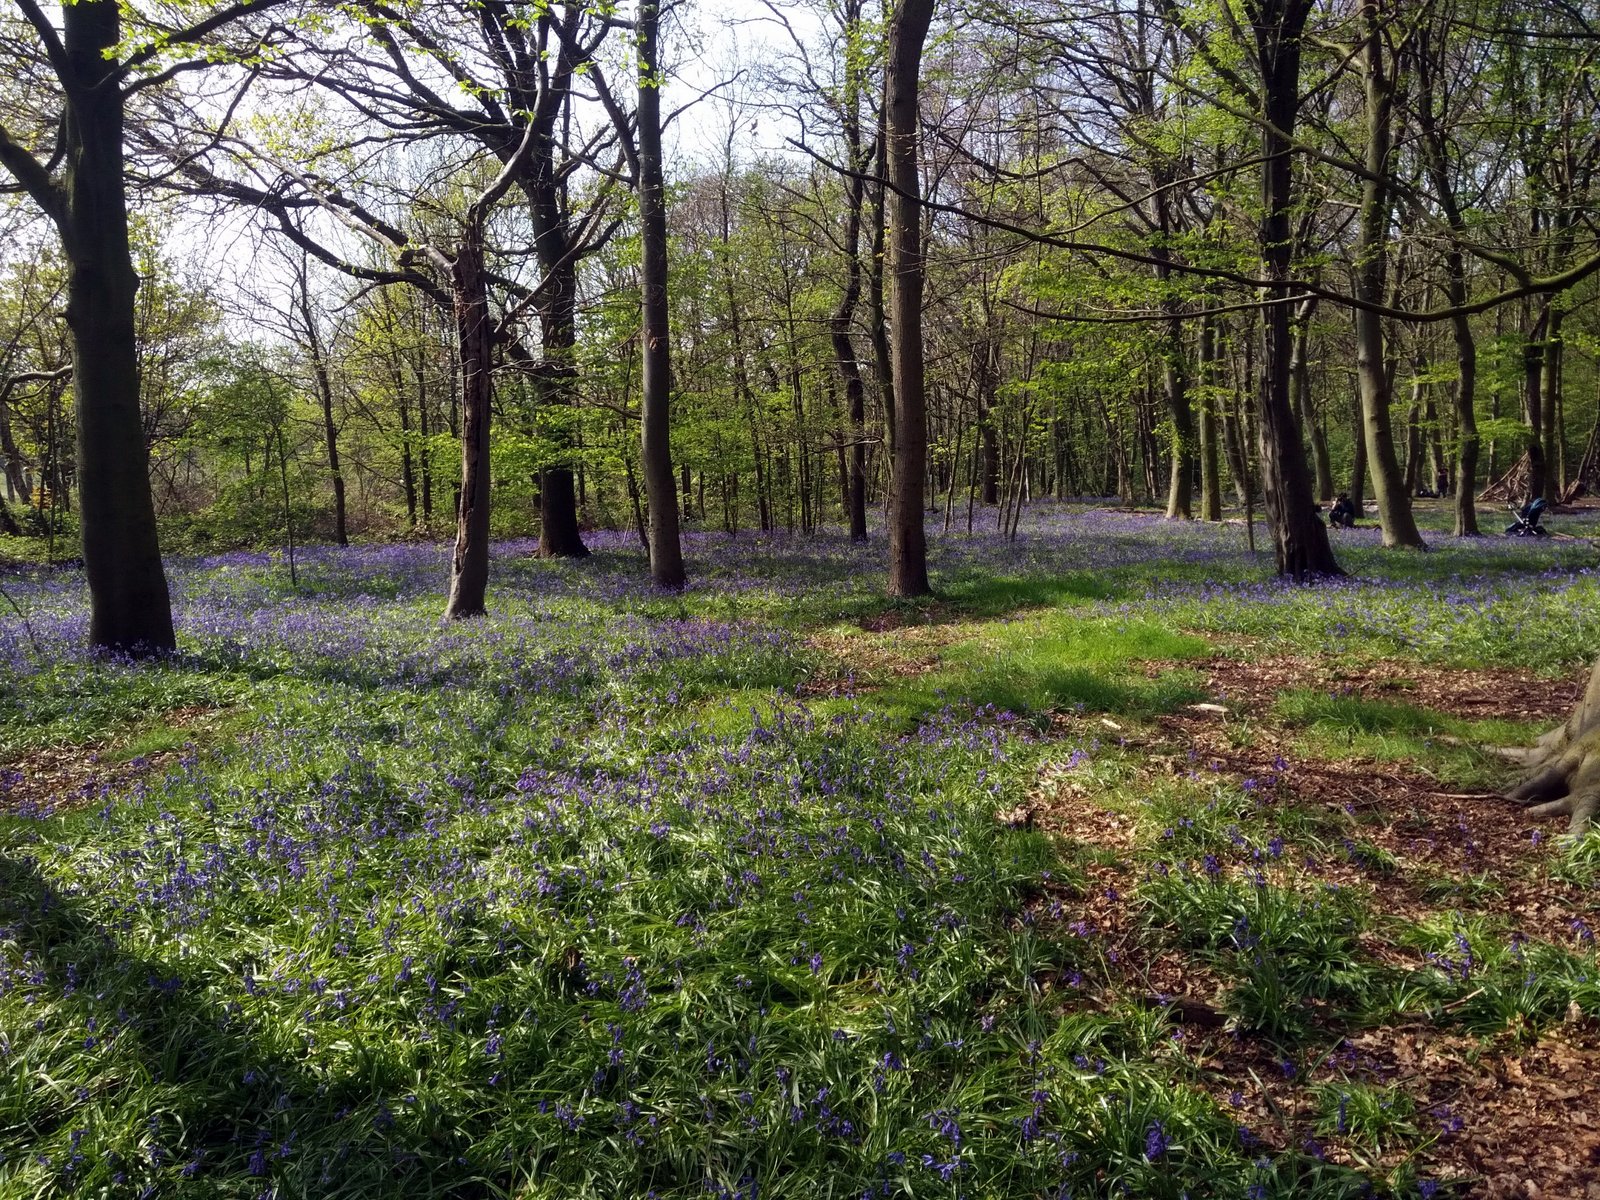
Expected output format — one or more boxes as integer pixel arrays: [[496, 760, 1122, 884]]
[[2, 506, 1599, 1198]]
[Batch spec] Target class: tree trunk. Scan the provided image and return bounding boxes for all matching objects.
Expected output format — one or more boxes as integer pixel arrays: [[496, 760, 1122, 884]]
[[1523, 303, 1549, 503], [0, 394, 28, 505], [1248, 0, 1342, 578], [883, 0, 934, 598], [398, 372, 418, 528], [1414, 23, 1479, 535], [535, 387, 588, 558], [1198, 305, 1223, 520], [298, 284, 348, 547], [1349, 392, 1367, 509], [1353, 1, 1424, 549], [1290, 299, 1333, 501], [1221, 390, 1249, 507], [56, 0, 175, 651], [975, 332, 1001, 507], [637, 0, 685, 590], [1403, 369, 1425, 495], [1542, 308, 1564, 504], [530, 154, 589, 558], [1494, 655, 1600, 832], [1450, 292, 1480, 534], [868, 127, 896, 469], [1152, 193, 1193, 520], [417, 349, 434, 525], [1161, 334, 1193, 519], [445, 224, 494, 620], [830, 21, 871, 545]]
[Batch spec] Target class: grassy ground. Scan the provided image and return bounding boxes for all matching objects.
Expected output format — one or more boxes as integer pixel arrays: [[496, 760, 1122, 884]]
[[1, 505, 1598, 1199]]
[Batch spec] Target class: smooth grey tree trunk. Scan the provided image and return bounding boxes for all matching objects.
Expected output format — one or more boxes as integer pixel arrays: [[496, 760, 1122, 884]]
[[1289, 299, 1333, 501], [1353, 1, 1424, 549], [637, 1, 685, 590]]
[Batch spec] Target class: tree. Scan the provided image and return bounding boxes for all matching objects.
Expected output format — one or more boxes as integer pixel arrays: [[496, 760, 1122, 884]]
[[1243, 0, 1342, 578], [0, 0, 188, 650], [1411, 0, 1481, 536], [883, 0, 934, 598], [1350, 0, 1425, 549], [635, 0, 686, 589], [1496, 656, 1600, 833]]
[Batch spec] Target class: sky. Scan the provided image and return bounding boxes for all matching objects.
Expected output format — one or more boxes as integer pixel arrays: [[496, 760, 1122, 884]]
[[661, 0, 824, 167]]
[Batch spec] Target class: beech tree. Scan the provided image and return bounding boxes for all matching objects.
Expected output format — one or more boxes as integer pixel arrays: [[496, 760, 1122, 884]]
[[636, 0, 686, 590]]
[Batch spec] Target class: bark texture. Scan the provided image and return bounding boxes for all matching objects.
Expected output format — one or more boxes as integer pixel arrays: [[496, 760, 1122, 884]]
[[60, 1, 175, 651], [444, 224, 493, 620], [1496, 657, 1600, 832], [637, 0, 685, 590], [1248, 0, 1343, 578], [883, 0, 935, 597], [1352, 1, 1423, 549]]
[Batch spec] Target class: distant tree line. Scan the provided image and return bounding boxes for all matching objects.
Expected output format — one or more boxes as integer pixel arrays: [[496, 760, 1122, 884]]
[[2, 0, 1599, 646]]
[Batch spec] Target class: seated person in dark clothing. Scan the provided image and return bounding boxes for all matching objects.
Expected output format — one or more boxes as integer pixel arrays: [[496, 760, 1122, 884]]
[[1328, 493, 1357, 528]]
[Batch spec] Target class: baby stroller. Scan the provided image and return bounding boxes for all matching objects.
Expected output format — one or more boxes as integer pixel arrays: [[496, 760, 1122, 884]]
[[1505, 497, 1550, 537]]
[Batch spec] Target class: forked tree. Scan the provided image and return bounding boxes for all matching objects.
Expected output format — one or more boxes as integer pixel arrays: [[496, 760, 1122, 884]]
[[1243, 0, 1342, 578]]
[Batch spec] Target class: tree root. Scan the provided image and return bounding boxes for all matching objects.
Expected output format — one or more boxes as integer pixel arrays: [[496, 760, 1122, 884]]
[[1520, 792, 1599, 831], [1494, 659, 1600, 834]]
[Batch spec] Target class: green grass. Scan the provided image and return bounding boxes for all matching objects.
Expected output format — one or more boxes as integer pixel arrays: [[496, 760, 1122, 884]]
[[854, 616, 1209, 728], [5, 516, 1600, 1197], [1390, 913, 1600, 1035], [1139, 870, 1383, 1041], [1273, 690, 1542, 789], [1312, 1082, 1421, 1161]]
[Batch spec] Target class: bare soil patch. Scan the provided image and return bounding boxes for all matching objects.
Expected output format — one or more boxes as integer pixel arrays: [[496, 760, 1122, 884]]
[[0, 705, 225, 816]]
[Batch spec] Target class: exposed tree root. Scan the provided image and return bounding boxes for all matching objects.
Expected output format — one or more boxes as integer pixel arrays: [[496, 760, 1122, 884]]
[[1494, 658, 1600, 832]]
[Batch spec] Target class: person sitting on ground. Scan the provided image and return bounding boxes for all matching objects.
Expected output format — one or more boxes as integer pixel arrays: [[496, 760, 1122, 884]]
[[1329, 492, 1357, 528]]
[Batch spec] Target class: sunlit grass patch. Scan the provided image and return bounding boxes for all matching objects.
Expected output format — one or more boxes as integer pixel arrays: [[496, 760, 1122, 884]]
[[868, 616, 1208, 727], [1551, 827, 1600, 888], [1311, 1081, 1422, 1162], [1417, 869, 1506, 905], [1273, 690, 1540, 790]]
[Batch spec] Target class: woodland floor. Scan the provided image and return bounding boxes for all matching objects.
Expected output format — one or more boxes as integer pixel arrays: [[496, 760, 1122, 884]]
[[2, 506, 1600, 1198], [1067, 654, 1600, 1199], [813, 614, 1600, 1198]]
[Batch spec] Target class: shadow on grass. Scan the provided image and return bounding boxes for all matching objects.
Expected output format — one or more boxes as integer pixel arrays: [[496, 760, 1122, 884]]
[[860, 666, 1208, 730], [934, 572, 1116, 618], [0, 853, 500, 1197]]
